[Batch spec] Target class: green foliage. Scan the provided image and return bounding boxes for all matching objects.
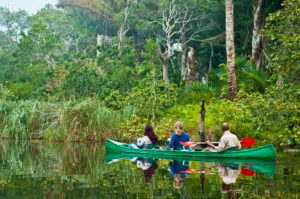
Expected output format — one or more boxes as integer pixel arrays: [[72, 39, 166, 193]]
[[0, 84, 14, 100], [125, 71, 176, 120], [0, 99, 123, 142], [264, 0, 300, 83], [176, 82, 219, 105], [140, 39, 161, 73], [62, 59, 102, 99], [15, 21, 63, 65], [96, 42, 138, 97], [9, 82, 35, 99], [210, 58, 271, 99], [206, 85, 300, 144], [62, 98, 121, 141], [235, 57, 270, 94], [0, 0, 296, 146], [0, 6, 29, 50], [106, 70, 177, 120]]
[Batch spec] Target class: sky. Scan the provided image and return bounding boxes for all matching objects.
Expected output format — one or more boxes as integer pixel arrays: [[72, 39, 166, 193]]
[[0, 0, 58, 14]]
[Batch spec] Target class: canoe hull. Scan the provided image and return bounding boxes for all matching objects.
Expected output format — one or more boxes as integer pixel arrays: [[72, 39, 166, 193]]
[[105, 139, 277, 160]]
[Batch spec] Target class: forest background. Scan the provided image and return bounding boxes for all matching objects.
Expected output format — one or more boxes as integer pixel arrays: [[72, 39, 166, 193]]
[[0, 0, 298, 146]]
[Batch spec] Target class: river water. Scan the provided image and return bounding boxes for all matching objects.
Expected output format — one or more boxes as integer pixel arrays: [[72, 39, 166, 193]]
[[0, 141, 299, 198]]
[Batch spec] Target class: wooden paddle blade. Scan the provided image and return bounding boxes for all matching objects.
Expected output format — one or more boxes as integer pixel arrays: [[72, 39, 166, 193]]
[[240, 138, 255, 146], [180, 142, 198, 147]]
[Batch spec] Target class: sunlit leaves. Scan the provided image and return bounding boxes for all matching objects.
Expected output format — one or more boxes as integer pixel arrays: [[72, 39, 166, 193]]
[[264, 0, 300, 83]]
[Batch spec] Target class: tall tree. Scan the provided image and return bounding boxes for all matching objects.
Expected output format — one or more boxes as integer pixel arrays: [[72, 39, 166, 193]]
[[251, 0, 265, 68], [153, 1, 204, 83], [225, 0, 237, 100]]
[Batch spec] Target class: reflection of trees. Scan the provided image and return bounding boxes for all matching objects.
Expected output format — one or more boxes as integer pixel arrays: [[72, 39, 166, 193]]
[[62, 142, 104, 174], [0, 142, 298, 198]]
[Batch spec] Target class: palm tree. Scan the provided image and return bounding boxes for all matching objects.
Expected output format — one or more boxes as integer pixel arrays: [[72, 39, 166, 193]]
[[225, 0, 237, 100]]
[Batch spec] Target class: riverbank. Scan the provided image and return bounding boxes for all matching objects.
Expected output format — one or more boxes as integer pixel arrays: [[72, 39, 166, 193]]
[[0, 84, 298, 146]]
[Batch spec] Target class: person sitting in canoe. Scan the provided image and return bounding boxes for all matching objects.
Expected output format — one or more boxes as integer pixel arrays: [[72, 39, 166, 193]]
[[136, 124, 158, 149], [168, 121, 190, 150], [204, 122, 241, 152]]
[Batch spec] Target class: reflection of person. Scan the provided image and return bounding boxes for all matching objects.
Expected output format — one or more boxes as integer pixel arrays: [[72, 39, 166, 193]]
[[168, 160, 189, 189], [168, 121, 189, 150], [218, 163, 240, 193], [205, 122, 241, 152], [136, 158, 158, 183]]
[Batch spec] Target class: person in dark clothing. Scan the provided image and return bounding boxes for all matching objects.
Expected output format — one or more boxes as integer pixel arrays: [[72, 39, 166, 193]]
[[168, 121, 190, 150]]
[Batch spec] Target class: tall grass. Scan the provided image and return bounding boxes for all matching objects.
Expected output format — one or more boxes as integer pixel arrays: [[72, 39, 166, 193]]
[[0, 98, 122, 142]]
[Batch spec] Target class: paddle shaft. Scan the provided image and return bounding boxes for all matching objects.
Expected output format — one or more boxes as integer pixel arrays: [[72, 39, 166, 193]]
[[181, 138, 255, 147], [197, 142, 218, 145]]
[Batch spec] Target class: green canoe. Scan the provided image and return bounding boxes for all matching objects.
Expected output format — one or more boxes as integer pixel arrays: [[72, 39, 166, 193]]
[[105, 139, 277, 160]]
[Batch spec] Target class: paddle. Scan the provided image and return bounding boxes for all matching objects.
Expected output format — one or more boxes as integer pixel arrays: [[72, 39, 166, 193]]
[[180, 137, 255, 147], [181, 168, 217, 174], [182, 167, 255, 176]]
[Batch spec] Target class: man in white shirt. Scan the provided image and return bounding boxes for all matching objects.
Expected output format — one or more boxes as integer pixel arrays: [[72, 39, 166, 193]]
[[205, 122, 241, 152]]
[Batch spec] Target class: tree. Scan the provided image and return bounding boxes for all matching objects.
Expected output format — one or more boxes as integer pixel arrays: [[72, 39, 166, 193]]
[[0, 6, 29, 47], [153, 1, 203, 83], [251, 0, 265, 68], [225, 0, 237, 100], [15, 21, 63, 66], [264, 0, 300, 84], [58, 0, 136, 54]]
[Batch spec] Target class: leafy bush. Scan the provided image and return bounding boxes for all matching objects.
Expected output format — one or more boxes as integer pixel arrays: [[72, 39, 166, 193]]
[[105, 70, 177, 120], [264, 0, 300, 83], [206, 84, 300, 144], [0, 84, 14, 100]]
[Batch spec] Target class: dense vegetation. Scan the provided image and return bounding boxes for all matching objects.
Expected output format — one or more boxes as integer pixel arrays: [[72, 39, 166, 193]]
[[0, 0, 299, 146]]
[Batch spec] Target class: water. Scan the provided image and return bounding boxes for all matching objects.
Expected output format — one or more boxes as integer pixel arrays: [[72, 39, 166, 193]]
[[0, 141, 299, 199]]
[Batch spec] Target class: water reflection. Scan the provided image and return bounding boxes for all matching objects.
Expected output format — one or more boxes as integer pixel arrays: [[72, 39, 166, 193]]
[[132, 158, 158, 183], [0, 141, 299, 198], [105, 151, 277, 197], [169, 160, 189, 189]]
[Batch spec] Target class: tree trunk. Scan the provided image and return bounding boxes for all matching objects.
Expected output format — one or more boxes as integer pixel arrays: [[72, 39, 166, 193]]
[[162, 56, 170, 83], [199, 99, 205, 141], [207, 42, 214, 81], [117, 1, 130, 57], [181, 34, 188, 81], [186, 47, 196, 84], [251, 0, 265, 68], [225, 0, 237, 100], [118, 25, 125, 56]]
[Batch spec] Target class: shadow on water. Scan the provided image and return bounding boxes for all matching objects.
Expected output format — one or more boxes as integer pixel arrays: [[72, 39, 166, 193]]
[[0, 141, 299, 198]]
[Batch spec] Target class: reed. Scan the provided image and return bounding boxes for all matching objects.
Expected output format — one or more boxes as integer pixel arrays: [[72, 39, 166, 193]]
[[0, 99, 122, 142]]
